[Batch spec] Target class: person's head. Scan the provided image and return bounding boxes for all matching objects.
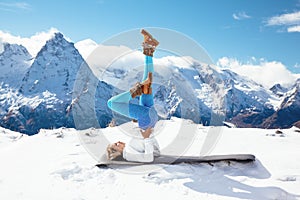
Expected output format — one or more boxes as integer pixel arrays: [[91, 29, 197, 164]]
[[106, 141, 125, 160]]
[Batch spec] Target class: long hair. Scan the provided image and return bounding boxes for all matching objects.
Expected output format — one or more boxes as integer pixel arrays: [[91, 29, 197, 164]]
[[106, 144, 122, 160]]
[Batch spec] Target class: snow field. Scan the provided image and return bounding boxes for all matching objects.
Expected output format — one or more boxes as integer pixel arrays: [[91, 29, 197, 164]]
[[0, 118, 300, 200]]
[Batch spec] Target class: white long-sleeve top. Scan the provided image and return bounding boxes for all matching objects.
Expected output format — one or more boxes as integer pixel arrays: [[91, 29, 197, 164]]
[[122, 137, 160, 163]]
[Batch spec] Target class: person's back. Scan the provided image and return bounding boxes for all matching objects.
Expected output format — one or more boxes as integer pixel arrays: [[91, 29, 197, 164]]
[[123, 135, 160, 163]]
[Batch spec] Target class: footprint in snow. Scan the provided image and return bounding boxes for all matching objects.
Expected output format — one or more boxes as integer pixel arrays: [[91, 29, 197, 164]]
[[51, 164, 82, 181], [145, 171, 189, 184]]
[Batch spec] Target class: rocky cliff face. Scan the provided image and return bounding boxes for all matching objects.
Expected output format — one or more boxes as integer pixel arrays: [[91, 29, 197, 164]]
[[270, 83, 288, 98]]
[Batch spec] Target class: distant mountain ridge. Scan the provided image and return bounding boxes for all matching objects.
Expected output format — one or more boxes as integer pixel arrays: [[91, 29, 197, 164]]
[[0, 31, 299, 134]]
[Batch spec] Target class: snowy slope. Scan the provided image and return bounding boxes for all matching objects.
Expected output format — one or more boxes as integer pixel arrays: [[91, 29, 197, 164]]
[[0, 118, 300, 200], [221, 69, 279, 113], [0, 88, 65, 133]]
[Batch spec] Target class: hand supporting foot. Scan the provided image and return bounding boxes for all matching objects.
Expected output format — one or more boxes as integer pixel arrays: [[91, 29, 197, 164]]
[[141, 72, 152, 95], [129, 72, 153, 98]]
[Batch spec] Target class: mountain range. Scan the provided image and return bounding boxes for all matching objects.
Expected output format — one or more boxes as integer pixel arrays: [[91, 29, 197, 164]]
[[0, 32, 299, 134]]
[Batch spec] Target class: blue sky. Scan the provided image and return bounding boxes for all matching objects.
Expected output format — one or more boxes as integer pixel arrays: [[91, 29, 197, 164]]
[[1, 0, 300, 73]]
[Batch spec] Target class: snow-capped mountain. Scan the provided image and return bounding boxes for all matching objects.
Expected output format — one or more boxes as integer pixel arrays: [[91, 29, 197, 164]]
[[221, 69, 276, 114], [19, 33, 83, 100], [0, 43, 32, 88], [96, 54, 280, 127], [263, 79, 300, 128], [0, 33, 116, 134], [220, 69, 279, 128], [0, 31, 300, 134]]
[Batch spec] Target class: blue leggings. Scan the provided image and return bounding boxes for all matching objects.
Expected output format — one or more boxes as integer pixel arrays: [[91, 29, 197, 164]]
[[107, 56, 158, 129]]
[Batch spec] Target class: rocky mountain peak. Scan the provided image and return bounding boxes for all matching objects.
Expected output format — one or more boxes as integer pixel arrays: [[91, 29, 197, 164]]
[[19, 32, 84, 99], [0, 43, 31, 88], [262, 78, 300, 129], [270, 83, 288, 97], [1, 43, 31, 58]]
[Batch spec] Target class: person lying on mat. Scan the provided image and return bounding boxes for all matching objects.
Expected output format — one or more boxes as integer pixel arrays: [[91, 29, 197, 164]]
[[106, 29, 160, 163]]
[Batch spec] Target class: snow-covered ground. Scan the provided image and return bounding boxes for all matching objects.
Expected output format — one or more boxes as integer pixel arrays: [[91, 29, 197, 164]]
[[0, 118, 300, 200]]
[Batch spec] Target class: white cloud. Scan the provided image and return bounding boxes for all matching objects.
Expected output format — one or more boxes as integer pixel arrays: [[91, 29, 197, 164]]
[[75, 39, 98, 59], [0, 2, 31, 12], [266, 11, 300, 33], [232, 11, 251, 20], [84, 44, 139, 78], [287, 25, 300, 32], [267, 11, 300, 26], [217, 57, 298, 88], [0, 28, 59, 57], [217, 57, 240, 68]]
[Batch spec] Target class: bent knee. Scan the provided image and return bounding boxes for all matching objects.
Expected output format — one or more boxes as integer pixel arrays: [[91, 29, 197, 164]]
[[107, 99, 112, 109]]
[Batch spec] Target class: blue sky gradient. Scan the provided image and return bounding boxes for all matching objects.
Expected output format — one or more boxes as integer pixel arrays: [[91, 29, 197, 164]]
[[1, 0, 300, 73]]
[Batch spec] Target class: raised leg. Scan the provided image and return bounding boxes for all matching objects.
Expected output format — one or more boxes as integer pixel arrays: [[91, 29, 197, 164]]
[[106, 29, 159, 128], [139, 29, 159, 108], [107, 91, 157, 128], [140, 55, 154, 107], [107, 91, 133, 118]]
